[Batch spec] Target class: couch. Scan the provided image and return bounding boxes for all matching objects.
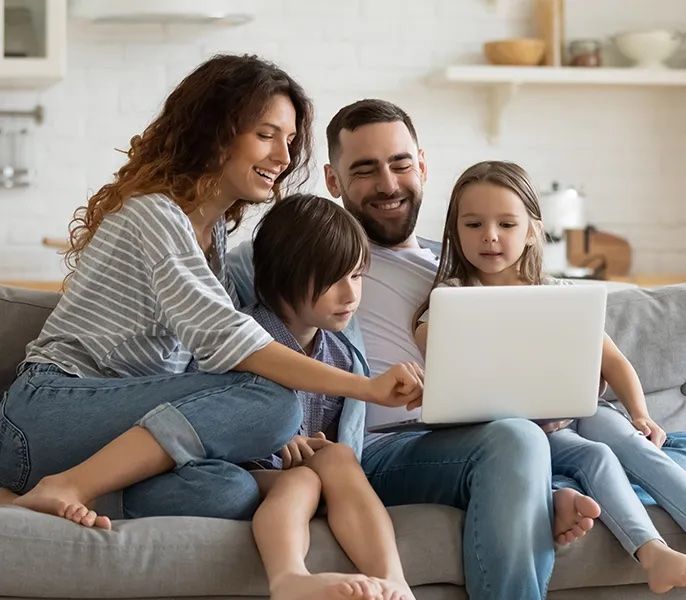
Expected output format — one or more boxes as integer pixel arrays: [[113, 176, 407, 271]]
[[1, 283, 685, 599]]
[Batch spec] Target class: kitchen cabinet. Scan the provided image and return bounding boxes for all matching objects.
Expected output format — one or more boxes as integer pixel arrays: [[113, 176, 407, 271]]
[[0, 0, 67, 88]]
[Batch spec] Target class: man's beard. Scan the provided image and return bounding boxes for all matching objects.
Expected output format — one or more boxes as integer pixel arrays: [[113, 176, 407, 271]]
[[342, 191, 422, 247]]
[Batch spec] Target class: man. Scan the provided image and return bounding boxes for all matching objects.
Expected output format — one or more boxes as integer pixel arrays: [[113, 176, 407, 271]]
[[227, 99, 600, 600], [322, 99, 600, 599]]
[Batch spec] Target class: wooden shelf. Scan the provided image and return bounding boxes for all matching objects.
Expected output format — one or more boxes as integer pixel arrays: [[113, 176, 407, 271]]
[[441, 65, 686, 143], [444, 65, 686, 86]]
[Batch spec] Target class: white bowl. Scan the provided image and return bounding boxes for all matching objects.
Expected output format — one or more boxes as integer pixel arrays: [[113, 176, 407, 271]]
[[613, 30, 683, 69]]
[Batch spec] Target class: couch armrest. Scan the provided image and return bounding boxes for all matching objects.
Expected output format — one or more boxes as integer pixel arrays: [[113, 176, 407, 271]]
[[0, 286, 61, 393]]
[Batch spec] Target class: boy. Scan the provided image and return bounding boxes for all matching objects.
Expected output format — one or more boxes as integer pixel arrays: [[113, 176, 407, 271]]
[[244, 194, 417, 600]]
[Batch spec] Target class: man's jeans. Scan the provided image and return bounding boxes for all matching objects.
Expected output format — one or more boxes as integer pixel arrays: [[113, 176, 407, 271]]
[[362, 418, 555, 600], [0, 363, 301, 519]]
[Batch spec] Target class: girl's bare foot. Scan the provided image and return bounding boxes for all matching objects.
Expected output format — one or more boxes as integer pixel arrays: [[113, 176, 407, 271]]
[[637, 540, 686, 594], [0, 488, 18, 504], [553, 488, 601, 545], [12, 475, 111, 530], [270, 572, 383, 600]]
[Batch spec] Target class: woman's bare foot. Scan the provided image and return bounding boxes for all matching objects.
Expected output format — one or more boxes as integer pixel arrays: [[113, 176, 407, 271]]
[[12, 475, 111, 530], [270, 572, 383, 600], [0, 488, 18, 504], [637, 540, 686, 594], [553, 488, 601, 545]]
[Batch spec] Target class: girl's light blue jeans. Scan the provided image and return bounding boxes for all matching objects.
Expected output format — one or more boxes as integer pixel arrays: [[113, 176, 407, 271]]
[[0, 363, 301, 520], [550, 403, 686, 557]]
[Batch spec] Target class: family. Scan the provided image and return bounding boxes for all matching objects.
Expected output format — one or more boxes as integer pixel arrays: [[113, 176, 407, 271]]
[[1, 53, 686, 600]]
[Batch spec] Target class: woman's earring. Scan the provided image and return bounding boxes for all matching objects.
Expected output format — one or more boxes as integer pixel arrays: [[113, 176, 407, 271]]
[[199, 205, 206, 218]]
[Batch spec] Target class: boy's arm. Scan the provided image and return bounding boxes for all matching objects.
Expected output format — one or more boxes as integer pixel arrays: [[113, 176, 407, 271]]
[[601, 332, 666, 447]]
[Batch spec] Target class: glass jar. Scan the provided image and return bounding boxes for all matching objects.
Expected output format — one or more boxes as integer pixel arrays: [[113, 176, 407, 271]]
[[568, 39, 602, 67]]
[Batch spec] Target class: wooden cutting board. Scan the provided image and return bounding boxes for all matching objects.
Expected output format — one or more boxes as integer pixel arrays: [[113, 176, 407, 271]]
[[566, 228, 632, 277]]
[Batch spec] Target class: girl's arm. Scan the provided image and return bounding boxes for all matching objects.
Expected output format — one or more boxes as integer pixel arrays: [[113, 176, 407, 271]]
[[414, 322, 429, 357], [236, 341, 423, 410], [601, 333, 666, 447]]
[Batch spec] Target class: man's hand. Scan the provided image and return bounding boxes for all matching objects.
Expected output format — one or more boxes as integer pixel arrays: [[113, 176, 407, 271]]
[[537, 419, 574, 434], [365, 362, 424, 410], [279, 432, 332, 469], [631, 415, 666, 448]]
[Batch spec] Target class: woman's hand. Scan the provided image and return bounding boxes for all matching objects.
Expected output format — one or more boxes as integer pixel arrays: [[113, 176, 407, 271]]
[[365, 362, 424, 410], [279, 432, 331, 469], [631, 415, 667, 448]]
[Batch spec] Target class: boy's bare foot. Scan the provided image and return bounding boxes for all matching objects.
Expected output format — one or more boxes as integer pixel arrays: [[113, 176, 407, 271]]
[[270, 572, 383, 600], [0, 488, 18, 504], [553, 488, 601, 545], [637, 540, 686, 594], [12, 475, 111, 530], [373, 577, 415, 600]]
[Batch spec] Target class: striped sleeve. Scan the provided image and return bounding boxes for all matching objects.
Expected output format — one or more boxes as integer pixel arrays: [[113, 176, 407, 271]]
[[152, 251, 272, 373]]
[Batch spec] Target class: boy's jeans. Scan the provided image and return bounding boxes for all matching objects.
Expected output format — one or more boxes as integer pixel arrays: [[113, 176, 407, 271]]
[[362, 418, 555, 600], [0, 363, 301, 519]]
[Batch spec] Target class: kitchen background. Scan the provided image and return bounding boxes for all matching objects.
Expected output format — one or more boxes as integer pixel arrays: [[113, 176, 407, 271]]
[[0, 0, 685, 286]]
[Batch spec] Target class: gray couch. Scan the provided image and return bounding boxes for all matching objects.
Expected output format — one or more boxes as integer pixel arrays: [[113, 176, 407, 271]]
[[1, 283, 685, 599]]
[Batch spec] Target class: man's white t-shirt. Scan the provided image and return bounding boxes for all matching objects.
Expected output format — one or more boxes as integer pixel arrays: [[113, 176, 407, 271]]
[[356, 243, 439, 437]]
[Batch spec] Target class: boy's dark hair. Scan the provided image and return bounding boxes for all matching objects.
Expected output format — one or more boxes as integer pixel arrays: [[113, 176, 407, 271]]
[[326, 99, 419, 163], [253, 194, 370, 321]]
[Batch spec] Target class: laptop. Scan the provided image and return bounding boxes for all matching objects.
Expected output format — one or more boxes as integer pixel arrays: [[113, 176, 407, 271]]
[[367, 284, 607, 433]]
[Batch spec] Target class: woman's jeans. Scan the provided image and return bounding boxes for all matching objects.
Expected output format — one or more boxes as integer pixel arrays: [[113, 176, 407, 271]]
[[0, 363, 301, 520], [550, 403, 686, 557]]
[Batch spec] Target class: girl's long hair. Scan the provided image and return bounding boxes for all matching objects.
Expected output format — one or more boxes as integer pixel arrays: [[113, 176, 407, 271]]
[[64, 54, 314, 282], [413, 161, 545, 327]]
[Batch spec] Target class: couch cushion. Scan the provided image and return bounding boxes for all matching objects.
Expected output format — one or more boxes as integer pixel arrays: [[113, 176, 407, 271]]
[[605, 284, 686, 397], [0, 286, 61, 394], [1, 502, 684, 596], [0, 504, 461, 597]]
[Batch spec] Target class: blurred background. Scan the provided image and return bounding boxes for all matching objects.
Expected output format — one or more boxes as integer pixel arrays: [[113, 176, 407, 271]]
[[0, 0, 684, 289]]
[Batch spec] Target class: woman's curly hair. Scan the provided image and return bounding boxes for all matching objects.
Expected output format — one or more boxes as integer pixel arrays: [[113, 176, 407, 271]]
[[65, 54, 314, 281]]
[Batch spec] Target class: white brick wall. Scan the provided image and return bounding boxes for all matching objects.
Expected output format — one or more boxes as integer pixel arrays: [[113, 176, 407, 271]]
[[0, 0, 684, 280]]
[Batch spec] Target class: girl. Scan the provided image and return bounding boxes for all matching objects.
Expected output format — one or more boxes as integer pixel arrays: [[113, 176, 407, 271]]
[[413, 160, 686, 595], [0, 55, 421, 599]]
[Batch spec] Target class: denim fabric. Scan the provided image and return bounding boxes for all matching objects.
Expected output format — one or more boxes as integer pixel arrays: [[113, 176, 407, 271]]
[[361, 418, 555, 600], [549, 424, 663, 557], [576, 405, 686, 532], [0, 363, 301, 520]]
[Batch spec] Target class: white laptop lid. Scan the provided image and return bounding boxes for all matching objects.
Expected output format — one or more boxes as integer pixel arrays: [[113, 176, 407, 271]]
[[421, 285, 607, 424]]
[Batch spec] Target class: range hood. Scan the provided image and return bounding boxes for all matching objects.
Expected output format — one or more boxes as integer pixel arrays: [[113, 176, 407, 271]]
[[70, 0, 253, 25]]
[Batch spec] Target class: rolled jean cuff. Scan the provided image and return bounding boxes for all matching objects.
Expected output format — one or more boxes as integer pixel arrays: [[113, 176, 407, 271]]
[[627, 534, 666, 562], [137, 402, 205, 466]]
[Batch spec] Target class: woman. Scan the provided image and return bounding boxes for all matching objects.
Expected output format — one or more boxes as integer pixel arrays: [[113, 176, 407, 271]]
[[0, 53, 421, 560]]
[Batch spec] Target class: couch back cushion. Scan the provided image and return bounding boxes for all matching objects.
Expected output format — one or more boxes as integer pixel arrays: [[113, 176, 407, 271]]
[[604, 284, 686, 398], [0, 286, 61, 393]]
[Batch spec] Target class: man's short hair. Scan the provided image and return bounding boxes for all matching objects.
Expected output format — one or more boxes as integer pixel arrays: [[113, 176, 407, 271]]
[[253, 194, 370, 322], [326, 99, 419, 163]]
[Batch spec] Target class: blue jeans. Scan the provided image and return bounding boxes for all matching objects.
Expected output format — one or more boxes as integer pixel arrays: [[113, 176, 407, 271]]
[[0, 363, 301, 520], [548, 423, 663, 557], [576, 404, 686, 533], [362, 419, 555, 600]]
